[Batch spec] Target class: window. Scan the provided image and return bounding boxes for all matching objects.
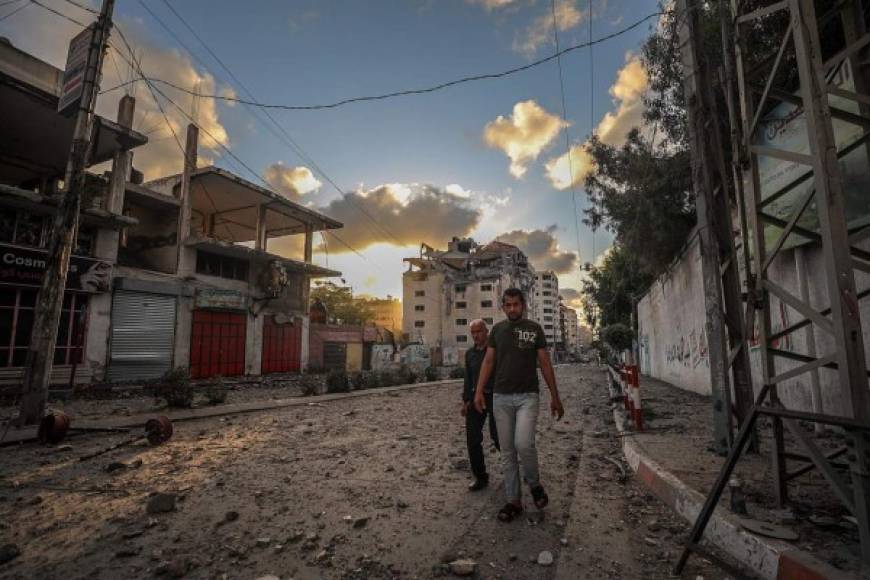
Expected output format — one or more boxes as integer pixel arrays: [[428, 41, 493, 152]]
[[544, 316, 553, 322], [455, 318, 467, 326], [414, 321, 425, 328], [414, 305, 425, 312], [415, 290, 426, 297], [456, 301, 467, 309], [196, 250, 249, 281], [483, 317, 493, 325], [543, 308, 553, 314], [456, 335, 468, 343], [481, 300, 493, 308], [455, 285, 467, 294], [542, 291, 552, 297], [544, 324, 554, 330], [0, 288, 87, 367], [480, 284, 492, 292]]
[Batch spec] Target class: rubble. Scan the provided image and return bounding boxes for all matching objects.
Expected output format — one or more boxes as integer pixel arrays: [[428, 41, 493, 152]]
[[146, 493, 177, 514], [448, 558, 477, 576], [537, 550, 554, 566], [0, 543, 20, 564]]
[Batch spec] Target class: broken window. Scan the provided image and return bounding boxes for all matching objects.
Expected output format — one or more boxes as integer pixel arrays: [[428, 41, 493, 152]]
[[415, 290, 425, 297], [480, 284, 492, 291], [74, 226, 96, 257], [414, 305, 425, 312], [456, 301, 466, 309], [455, 318, 467, 326], [455, 285, 466, 294], [196, 250, 249, 281], [480, 300, 493, 308], [414, 321, 425, 328]]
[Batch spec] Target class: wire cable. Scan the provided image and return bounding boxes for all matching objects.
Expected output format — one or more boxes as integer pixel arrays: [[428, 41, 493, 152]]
[[550, 0, 583, 289], [98, 11, 665, 111]]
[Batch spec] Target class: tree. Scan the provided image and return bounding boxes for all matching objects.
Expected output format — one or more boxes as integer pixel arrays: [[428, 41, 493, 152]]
[[601, 323, 634, 353], [582, 244, 654, 328], [310, 282, 374, 325]]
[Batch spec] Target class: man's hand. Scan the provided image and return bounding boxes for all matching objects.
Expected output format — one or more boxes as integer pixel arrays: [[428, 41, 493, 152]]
[[461, 401, 469, 417], [550, 396, 565, 420], [474, 390, 486, 414]]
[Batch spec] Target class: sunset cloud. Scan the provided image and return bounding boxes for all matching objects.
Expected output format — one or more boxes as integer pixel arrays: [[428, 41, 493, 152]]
[[467, 0, 519, 9], [545, 54, 648, 189], [496, 226, 578, 274], [514, 0, 584, 56], [263, 163, 322, 200], [483, 100, 567, 179], [316, 184, 481, 253], [559, 287, 584, 310]]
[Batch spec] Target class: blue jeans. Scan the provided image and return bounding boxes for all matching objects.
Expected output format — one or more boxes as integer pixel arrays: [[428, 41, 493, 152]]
[[493, 392, 541, 502]]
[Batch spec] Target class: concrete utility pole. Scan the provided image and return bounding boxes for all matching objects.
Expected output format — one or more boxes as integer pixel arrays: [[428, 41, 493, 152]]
[[676, 0, 756, 454], [17, 0, 115, 426]]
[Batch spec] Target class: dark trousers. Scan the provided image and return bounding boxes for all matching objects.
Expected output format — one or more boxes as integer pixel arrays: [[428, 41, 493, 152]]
[[466, 392, 500, 479]]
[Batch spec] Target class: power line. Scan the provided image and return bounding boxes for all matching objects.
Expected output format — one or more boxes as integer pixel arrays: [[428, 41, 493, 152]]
[[145, 0, 405, 248], [99, 10, 665, 110], [550, 0, 583, 289], [0, 0, 30, 21]]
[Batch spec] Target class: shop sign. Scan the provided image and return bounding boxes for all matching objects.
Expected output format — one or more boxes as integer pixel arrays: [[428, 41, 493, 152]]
[[0, 243, 111, 292], [195, 288, 249, 311]]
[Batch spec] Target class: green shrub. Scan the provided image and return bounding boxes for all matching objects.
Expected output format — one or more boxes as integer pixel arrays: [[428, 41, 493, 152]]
[[204, 375, 228, 405], [299, 375, 320, 396], [154, 367, 194, 408], [349, 372, 364, 391], [449, 366, 465, 379], [326, 369, 349, 393], [424, 366, 438, 382]]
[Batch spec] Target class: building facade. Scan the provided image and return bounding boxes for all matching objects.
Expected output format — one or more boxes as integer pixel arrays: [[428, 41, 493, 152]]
[[366, 295, 402, 337], [402, 238, 536, 355], [531, 270, 560, 349], [0, 41, 343, 389], [560, 304, 580, 355]]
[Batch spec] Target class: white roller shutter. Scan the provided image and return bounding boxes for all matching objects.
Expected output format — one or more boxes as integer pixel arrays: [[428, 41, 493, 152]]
[[107, 291, 176, 382]]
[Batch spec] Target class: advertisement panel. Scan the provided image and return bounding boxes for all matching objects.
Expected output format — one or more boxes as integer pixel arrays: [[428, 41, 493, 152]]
[[0, 243, 111, 292]]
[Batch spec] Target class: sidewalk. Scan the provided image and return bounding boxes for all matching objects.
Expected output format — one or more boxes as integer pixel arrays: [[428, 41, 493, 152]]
[[608, 369, 867, 579], [0, 379, 461, 447]]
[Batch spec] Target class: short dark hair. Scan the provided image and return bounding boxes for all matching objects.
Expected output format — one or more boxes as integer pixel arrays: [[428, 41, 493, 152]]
[[502, 287, 526, 305]]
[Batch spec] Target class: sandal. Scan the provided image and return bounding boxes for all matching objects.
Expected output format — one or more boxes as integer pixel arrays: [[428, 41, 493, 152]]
[[497, 503, 523, 522], [531, 485, 549, 509]]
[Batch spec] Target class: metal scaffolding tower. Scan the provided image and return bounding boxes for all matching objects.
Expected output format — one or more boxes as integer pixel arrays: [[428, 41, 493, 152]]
[[675, 0, 870, 572]]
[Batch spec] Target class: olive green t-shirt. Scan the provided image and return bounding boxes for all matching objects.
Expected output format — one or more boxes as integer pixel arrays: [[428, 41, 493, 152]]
[[487, 318, 547, 394]]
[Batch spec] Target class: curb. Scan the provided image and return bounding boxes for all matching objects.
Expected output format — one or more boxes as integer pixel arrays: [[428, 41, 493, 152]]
[[1, 379, 461, 447], [611, 408, 860, 580]]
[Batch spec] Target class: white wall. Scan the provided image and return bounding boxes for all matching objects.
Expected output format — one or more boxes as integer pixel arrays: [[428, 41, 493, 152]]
[[638, 231, 870, 416]]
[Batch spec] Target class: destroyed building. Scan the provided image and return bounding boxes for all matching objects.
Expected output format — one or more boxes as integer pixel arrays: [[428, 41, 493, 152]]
[[402, 237, 537, 356], [0, 41, 342, 390]]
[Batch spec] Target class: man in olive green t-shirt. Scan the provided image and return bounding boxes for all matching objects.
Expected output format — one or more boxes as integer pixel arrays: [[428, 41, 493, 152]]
[[473, 288, 564, 522]]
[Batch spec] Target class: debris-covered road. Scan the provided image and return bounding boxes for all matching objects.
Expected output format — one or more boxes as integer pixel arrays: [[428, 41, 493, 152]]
[[0, 365, 728, 579]]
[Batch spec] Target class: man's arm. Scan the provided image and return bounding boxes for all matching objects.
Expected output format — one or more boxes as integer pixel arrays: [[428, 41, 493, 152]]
[[463, 353, 473, 402], [473, 347, 496, 412], [537, 348, 564, 419]]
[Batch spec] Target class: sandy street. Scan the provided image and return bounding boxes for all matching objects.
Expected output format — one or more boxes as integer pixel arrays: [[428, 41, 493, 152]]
[[0, 365, 727, 580]]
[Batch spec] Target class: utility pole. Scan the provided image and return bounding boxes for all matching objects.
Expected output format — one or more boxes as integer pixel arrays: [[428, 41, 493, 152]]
[[17, 0, 115, 426], [677, 0, 756, 454]]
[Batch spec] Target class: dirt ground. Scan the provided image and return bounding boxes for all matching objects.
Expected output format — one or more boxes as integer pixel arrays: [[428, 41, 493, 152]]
[[0, 365, 728, 579], [636, 374, 867, 576]]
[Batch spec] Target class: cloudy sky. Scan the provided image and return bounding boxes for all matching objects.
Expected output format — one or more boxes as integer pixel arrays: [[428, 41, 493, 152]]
[[1, 0, 659, 309]]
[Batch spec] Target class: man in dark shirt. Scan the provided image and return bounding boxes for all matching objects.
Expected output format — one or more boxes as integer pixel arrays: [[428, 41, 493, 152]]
[[474, 288, 564, 522], [462, 319, 499, 491]]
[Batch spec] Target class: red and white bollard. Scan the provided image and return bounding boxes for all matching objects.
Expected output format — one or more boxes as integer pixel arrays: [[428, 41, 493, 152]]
[[628, 365, 643, 431]]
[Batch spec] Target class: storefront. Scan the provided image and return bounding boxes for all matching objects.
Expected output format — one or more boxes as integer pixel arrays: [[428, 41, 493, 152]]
[[0, 240, 111, 386], [106, 290, 177, 382], [189, 289, 248, 379], [262, 315, 302, 374]]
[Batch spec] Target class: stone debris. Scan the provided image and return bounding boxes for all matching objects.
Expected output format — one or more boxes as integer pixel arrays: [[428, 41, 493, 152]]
[[0, 543, 21, 565], [352, 516, 369, 529], [448, 558, 477, 576], [224, 510, 239, 523], [146, 493, 177, 514], [255, 537, 271, 548], [537, 550, 555, 566]]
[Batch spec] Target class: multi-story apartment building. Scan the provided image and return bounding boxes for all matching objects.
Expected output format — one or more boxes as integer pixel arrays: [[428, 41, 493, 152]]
[[560, 304, 580, 355], [531, 271, 560, 349], [402, 238, 536, 350]]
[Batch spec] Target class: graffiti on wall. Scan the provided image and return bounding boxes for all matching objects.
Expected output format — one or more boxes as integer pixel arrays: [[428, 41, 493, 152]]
[[665, 326, 709, 369], [749, 302, 793, 351]]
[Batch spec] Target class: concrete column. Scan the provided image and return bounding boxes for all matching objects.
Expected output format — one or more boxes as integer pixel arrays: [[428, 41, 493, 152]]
[[107, 95, 135, 215], [175, 124, 198, 274], [255, 205, 267, 251], [246, 310, 263, 376], [304, 224, 313, 263], [172, 294, 193, 371], [300, 315, 310, 372]]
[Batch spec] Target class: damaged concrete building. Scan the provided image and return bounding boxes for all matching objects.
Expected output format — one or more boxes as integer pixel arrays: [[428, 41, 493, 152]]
[[0, 40, 342, 390], [402, 238, 537, 364]]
